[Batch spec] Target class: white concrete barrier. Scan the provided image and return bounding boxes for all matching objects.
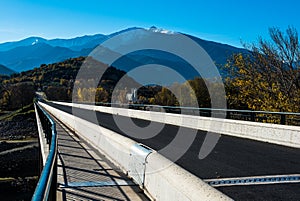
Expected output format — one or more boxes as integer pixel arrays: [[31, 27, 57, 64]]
[[145, 152, 232, 201], [41, 102, 231, 200], [39, 102, 136, 172], [34, 104, 49, 165], [52, 101, 300, 148]]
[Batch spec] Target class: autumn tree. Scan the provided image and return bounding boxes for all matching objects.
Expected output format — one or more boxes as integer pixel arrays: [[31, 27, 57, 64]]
[[139, 78, 212, 108], [225, 26, 300, 112], [188, 77, 211, 108], [111, 88, 129, 104], [9, 82, 35, 109], [0, 83, 10, 110], [153, 87, 178, 106], [45, 86, 70, 101], [169, 82, 197, 107], [96, 87, 109, 103]]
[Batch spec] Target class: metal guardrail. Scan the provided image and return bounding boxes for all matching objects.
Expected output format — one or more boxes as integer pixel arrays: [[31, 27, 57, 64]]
[[71, 101, 300, 126], [205, 174, 300, 187], [32, 103, 57, 201]]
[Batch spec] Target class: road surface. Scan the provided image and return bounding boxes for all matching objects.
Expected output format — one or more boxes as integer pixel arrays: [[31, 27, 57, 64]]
[[47, 102, 300, 200]]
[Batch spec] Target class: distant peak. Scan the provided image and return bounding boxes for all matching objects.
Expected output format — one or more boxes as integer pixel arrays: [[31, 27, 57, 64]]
[[150, 26, 157, 30], [32, 38, 39, 45], [148, 26, 175, 34]]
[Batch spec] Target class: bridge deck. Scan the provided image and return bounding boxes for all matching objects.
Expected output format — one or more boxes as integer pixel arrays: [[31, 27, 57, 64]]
[[54, 118, 149, 201], [48, 102, 300, 200]]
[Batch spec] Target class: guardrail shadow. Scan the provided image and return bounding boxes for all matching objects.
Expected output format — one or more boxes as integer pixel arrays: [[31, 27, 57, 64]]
[[56, 121, 148, 201]]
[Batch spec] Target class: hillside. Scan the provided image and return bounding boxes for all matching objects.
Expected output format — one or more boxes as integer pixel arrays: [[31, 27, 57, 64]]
[[0, 64, 15, 75], [0, 43, 87, 72], [0, 57, 138, 110], [184, 33, 249, 65]]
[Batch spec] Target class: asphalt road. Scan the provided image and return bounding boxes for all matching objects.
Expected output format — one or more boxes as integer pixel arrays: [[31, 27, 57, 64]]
[[47, 102, 300, 201]]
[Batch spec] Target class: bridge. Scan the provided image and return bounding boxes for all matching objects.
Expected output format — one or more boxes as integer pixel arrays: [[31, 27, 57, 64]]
[[32, 100, 300, 200]]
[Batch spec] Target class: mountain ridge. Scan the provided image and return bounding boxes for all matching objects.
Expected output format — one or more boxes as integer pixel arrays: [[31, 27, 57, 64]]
[[0, 27, 246, 75], [0, 43, 84, 72], [0, 64, 15, 75], [0, 34, 108, 52]]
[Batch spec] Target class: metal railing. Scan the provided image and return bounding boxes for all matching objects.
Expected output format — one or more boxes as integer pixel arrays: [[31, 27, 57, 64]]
[[32, 103, 57, 201], [71, 101, 300, 126]]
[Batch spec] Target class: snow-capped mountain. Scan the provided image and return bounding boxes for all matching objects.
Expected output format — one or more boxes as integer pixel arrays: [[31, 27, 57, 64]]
[[148, 26, 175, 34], [0, 27, 246, 75]]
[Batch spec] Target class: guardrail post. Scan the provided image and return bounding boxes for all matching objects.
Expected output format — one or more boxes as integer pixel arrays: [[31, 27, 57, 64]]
[[226, 111, 230, 119], [280, 114, 286, 125], [250, 112, 255, 122]]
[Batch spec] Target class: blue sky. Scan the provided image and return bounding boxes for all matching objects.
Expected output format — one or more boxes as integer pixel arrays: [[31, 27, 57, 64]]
[[1, 0, 300, 47]]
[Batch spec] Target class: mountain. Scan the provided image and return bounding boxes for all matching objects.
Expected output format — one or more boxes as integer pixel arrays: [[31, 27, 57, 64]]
[[0, 37, 47, 52], [0, 43, 84, 72], [183, 33, 248, 65], [0, 64, 15, 75], [0, 33, 111, 72], [0, 34, 108, 52], [93, 28, 248, 83], [0, 27, 246, 76]]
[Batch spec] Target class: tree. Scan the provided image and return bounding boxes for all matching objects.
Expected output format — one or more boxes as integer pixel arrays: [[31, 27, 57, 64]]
[[95, 87, 109, 103], [45, 86, 70, 101], [0, 83, 10, 110], [225, 26, 300, 112], [169, 82, 197, 107], [111, 88, 128, 104], [187, 77, 211, 108], [153, 87, 178, 106], [9, 82, 35, 109]]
